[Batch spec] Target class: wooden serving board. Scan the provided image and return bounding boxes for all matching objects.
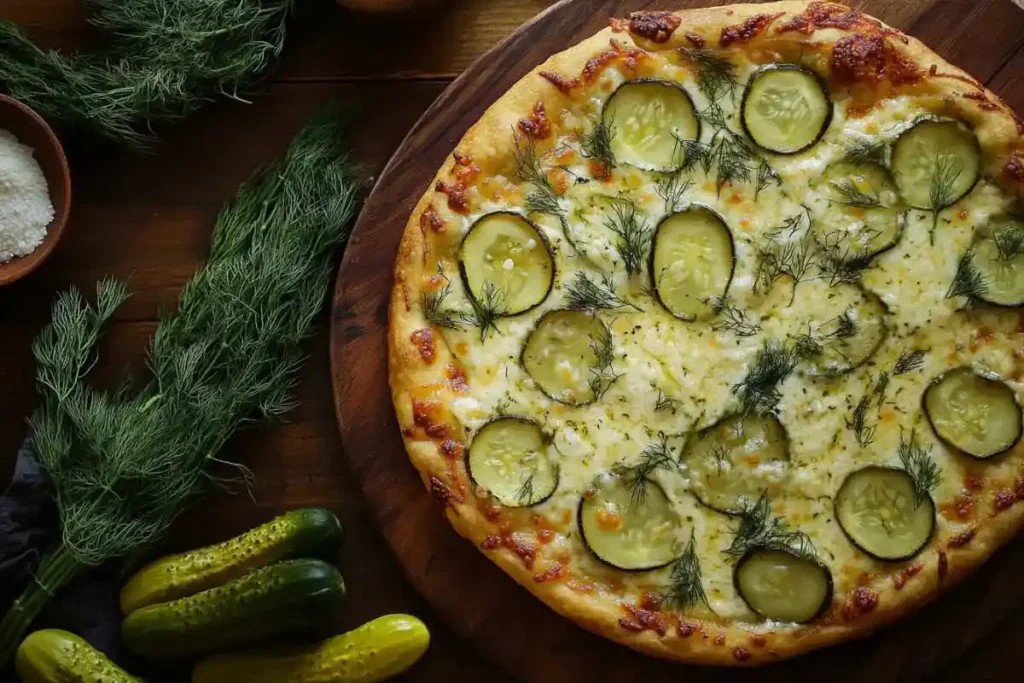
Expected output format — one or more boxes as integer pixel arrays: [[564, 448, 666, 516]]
[[330, 2, 1024, 680]]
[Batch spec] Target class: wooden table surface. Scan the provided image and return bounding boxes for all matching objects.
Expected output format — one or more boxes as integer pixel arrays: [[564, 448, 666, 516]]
[[0, 1, 1022, 681]]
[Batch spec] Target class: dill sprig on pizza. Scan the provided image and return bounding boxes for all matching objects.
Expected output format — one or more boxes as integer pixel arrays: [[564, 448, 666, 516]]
[[391, 2, 1024, 666]]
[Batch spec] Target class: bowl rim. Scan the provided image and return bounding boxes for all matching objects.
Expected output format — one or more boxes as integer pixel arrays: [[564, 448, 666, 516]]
[[0, 94, 72, 286]]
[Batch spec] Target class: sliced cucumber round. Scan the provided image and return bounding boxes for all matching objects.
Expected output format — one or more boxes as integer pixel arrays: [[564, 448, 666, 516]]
[[923, 367, 1022, 459], [972, 216, 1024, 307], [741, 64, 832, 155], [458, 212, 555, 316], [650, 205, 735, 321], [578, 473, 683, 571], [799, 284, 888, 377], [891, 117, 980, 210], [603, 79, 700, 172], [835, 467, 935, 561], [466, 417, 558, 507], [734, 549, 832, 623], [811, 160, 905, 261], [682, 414, 790, 515], [521, 309, 613, 406]]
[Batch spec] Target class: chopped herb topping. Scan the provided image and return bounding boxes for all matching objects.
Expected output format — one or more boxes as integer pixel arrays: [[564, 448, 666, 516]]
[[421, 265, 463, 330], [464, 281, 506, 341], [617, 433, 676, 506], [928, 153, 964, 244], [605, 199, 652, 278], [565, 271, 639, 311], [898, 431, 941, 507], [726, 491, 816, 561], [732, 341, 798, 415], [660, 532, 709, 612], [945, 249, 988, 301]]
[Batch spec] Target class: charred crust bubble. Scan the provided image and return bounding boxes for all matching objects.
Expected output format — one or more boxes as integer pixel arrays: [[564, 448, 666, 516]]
[[628, 11, 681, 43], [830, 34, 920, 86], [517, 101, 552, 140]]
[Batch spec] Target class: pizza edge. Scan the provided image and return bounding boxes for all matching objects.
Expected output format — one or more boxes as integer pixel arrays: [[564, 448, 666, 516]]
[[388, 0, 1024, 666]]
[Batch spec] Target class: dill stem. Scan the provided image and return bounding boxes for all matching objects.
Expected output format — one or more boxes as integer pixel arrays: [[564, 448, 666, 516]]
[[0, 545, 83, 666]]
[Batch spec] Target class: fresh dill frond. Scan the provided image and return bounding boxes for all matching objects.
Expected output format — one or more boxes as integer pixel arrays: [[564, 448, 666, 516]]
[[421, 265, 463, 330], [6, 112, 359, 664], [515, 470, 536, 505], [605, 199, 653, 278], [945, 249, 988, 301], [675, 136, 714, 175], [872, 371, 891, 410], [679, 47, 739, 103], [565, 271, 640, 311], [755, 159, 781, 199], [846, 393, 877, 447], [618, 433, 676, 507], [654, 386, 679, 414], [587, 327, 621, 399], [843, 139, 888, 165], [708, 298, 761, 337], [898, 432, 941, 507], [929, 153, 964, 244], [828, 309, 859, 340], [0, 0, 294, 148], [657, 171, 694, 212], [660, 532, 709, 612], [754, 236, 815, 302], [995, 225, 1024, 261], [765, 212, 809, 242], [513, 128, 561, 215], [462, 281, 507, 341], [725, 492, 816, 560], [829, 178, 883, 208], [732, 341, 798, 415], [525, 188, 564, 216], [793, 330, 823, 359], [582, 115, 615, 172], [819, 252, 872, 287], [894, 349, 927, 375]]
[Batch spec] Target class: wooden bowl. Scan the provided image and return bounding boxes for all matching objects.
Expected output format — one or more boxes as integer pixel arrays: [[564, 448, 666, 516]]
[[0, 95, 71, 286]]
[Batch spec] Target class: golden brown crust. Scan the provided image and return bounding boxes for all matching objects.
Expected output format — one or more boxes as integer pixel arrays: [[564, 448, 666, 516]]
[[389, 1, 1024, 665]]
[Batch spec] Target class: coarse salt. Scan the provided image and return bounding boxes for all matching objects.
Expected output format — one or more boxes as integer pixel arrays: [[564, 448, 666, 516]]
[[0, 128, 54, 264]]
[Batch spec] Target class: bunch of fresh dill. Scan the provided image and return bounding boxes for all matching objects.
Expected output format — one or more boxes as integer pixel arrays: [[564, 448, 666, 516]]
[[0, 111, 359, 665], [0, 0, 294, 148]]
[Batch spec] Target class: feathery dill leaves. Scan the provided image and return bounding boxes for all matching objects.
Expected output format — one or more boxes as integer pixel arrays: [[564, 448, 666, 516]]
[[793, 329, 823, 359], [928, 153, 963, 243], [945, 249, 988, 301], [995, 225, 1024, 261], [0, 0, 294, 149], [829, 309, 858, 340], [894, 349, 927, 375], [617, 434, 676, 506], [732, 341, 798, 415], [463, 282, 507, 341], [514, 128, 561, 215], [3, 113, 359, 664], [582, 116, 615, 172], [846, 393, 877, 447], [515, 471, 536, 506], [708, 297, 761, 337], [605, 199, 652, 277], [795, 310, 857, 359], [898, 432, 941, 507], [660, 533, 709, 612], [754, 235, 815, 302], [657, 171, 694, 213], [755, 159, 781, 198], [565, 271, 639, 311], [819, 251, 872, 287], [679, 47, 739, 104], [587, 327, 621, 400], [829, 178, 882, 208], [726, 492, 816, 560], [708, 127, 754, 196], [872, 371, 891, 410], [421, 265, 463, 330], [654, 386, 680, 414], [843, 139, 888, 165], [675, 137, 714, 175]]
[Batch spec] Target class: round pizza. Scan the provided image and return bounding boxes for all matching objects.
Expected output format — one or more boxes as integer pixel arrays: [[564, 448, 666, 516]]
[[388, 0, 1024, 665]]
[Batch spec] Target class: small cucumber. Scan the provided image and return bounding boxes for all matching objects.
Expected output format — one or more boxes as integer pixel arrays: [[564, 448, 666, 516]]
[[192, 615, 430, 683], [120, 507, 342, 614], [122, 558, 345, 658], [16, 630, 140, 683]]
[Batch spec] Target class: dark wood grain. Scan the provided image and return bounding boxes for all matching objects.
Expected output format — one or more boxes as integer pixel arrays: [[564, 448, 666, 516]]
[[331, 1, 1024, 682]]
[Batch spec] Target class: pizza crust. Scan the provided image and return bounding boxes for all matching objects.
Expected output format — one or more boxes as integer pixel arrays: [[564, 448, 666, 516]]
[[389, 1, 1024, 665]]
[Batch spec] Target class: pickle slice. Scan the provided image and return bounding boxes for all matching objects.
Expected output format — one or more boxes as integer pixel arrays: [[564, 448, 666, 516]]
[[923, 367, 1022, 458], [603, 79, 700, 172], [835, 467, 935, 561], [467, 417, 558, 507]]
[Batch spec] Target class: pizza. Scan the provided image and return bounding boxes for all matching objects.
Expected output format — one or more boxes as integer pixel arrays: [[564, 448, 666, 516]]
[[388, 1, 1024, 665]]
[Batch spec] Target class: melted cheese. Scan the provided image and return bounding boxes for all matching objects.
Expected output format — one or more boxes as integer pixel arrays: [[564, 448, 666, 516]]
[[428, 53, 1023, 625]]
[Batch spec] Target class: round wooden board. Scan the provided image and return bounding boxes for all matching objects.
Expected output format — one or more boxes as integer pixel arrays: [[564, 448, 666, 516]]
[[331, 1, 1024, 679]]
